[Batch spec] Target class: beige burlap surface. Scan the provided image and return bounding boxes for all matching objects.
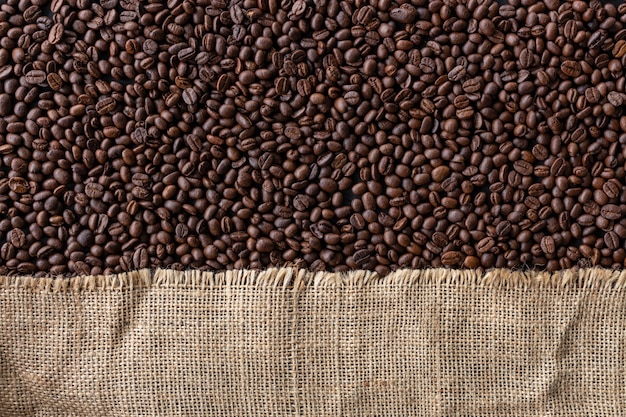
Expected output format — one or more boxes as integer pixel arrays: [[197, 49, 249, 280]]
[[1, 267, 626, 416]]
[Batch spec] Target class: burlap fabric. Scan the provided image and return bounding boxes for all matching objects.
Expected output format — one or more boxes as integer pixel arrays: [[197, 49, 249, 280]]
[[1, 267, 625, 416]]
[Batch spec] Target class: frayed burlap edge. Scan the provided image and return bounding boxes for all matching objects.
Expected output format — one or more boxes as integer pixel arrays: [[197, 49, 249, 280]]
[[4, 267, 626, 416], [2, 267, 626, 291]]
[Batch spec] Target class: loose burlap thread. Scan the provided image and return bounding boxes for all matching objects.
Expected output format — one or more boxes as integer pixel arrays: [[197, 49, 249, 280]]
[[1, 268, 626, 416]]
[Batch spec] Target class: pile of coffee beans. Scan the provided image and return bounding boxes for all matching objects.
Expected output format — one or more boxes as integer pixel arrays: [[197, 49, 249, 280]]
[[1, 0, 626, 276]]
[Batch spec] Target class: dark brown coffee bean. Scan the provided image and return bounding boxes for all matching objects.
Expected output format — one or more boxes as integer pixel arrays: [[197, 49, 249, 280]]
[[353, 249, 371, 266], [284, 126, 302, 140], [585, 87, 601, 104], [0, 65, 12, 80], [603, 179, 621, 199], [540, 236, 555, 255], [519, 48, 533, 68], [25, 70, 46, 85], [390, 4, 417, 24], [604, 231, 620, 250], [607, 91, 624, 106], [132, 247, 149, 269], [217, 74, 230, 91], [48, 23, 64, 44], [8, 229, 26, 248], [441, 251, 463, 266], [431, 166, 450, 182], [182, 88, 198, 105], [476, 237, 495, 254], [95, 97, 116, 115], [613, 40, 626, 58], [513, 160, 533, 176], [462, 77, 482, 93], [85, 183, 104, 199], [256, 237, 275, 252], [448, 65, 466, 82], [8, 177, 29, 193], [601, 204, 621, 220], [275, 77, 288, 95], [47, 73, 63, 90], [561, 60, 582, 77]]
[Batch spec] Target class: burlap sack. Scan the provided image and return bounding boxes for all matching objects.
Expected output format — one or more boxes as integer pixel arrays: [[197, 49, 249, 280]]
[[1, 267, 625, 416]]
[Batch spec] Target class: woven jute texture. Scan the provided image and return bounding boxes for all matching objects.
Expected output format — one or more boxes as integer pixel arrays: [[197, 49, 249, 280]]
[[2, 267, 626, 416]]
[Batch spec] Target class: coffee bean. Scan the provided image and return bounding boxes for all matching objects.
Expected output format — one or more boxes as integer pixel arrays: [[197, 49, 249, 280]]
[[604, 231, 620, 250], [613, 40, 626, 58], [441, 251, 463, 267], [540, 236, 555, 255], [275, 77, 288, 95], [47, 73, 63, 90], [48, 23, 64, 44], [462, 77, 482, 93], [448, 65, 466, 82], [561, 60, 582, 77], [601, 204, 621, 220], [8, 229, 26, 248], [585, 87, 601, 104], [607, 91, 624, 107], [431, 166, 451, 182], [284, 126, 302, 140], [513, 160, 533, 176], [95, 97, 116, 115], [519, 48, 533, 68], [85, 183, 104, 199], [0, 65, 13, 80], [603, 179, 621, 199], [25, 70, 46, 85], [8, 177, 29, 193], [352, 249, 371, 267], [132, 247, 149, 269], [256, 237, 275, 252], [182, 88, 198, 105], [390, 4, 417, 24], [476, 237, 495, 254]]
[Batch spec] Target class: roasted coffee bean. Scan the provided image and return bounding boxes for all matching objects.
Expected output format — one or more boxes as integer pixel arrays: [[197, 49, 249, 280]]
[[353, 249, 371, 266], [182, 88, 198, 105], [603, 180, 621, 199], [47, 73, 63, 90], [0, 0, 623, 275], [601, 205, 621, 220], [132, 247, 149, 269], [95, 97, 116, 115], [8, 177, 29, 193], [25, 70, 46, 85], [561, 60, 582, 78], [48, 23, 64, 44], [604, 231, 620, 250], [390, 4, 417, 24], [8, 229, 26, 249], [540, 236, 555, 255], [441, 251, 463, 267], [607, 92, 623, 107], [476, 237, 495, 254], [513, 160, 533, 176], [431, 166, 450, 182], [448, 65, 466, 82]]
